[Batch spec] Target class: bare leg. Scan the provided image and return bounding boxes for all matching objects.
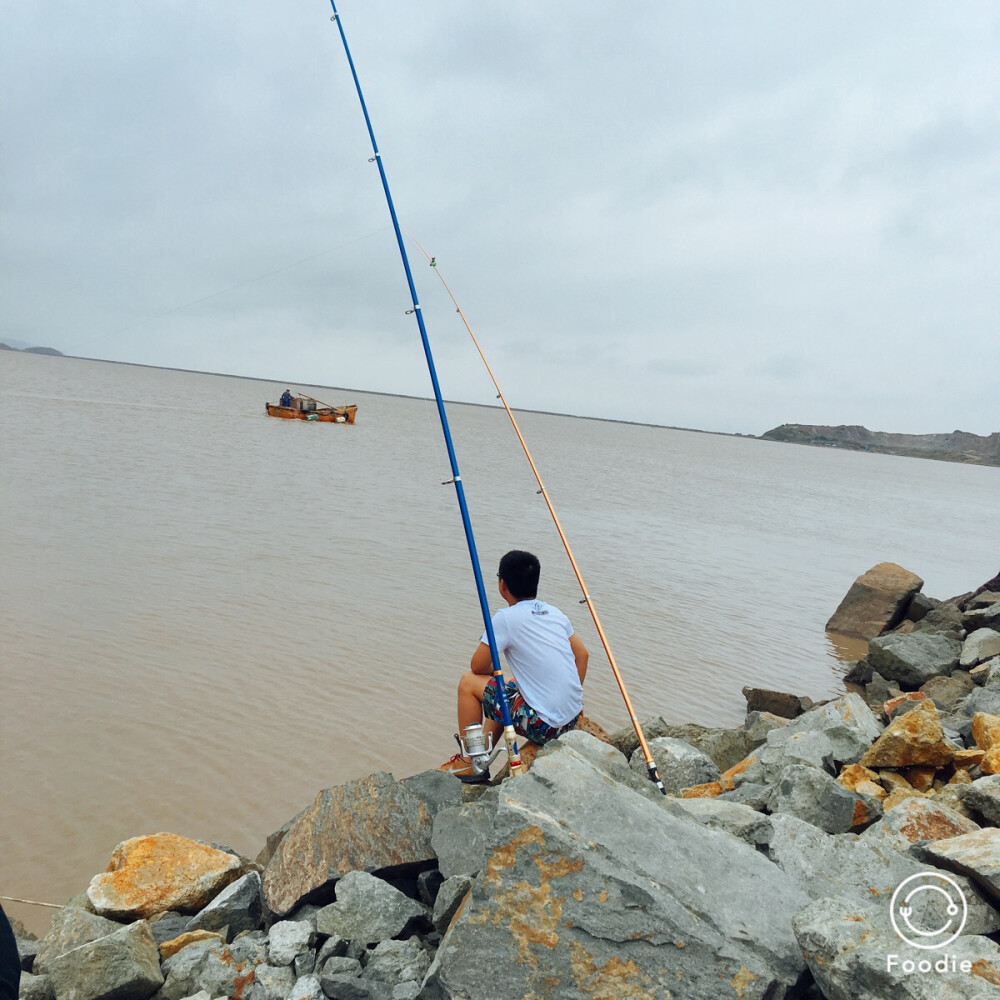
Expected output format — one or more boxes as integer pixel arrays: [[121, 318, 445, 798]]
[[457, 671, 503, 748]]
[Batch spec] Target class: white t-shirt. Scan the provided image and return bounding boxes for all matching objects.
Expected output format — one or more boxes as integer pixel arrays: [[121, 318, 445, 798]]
[[480, 599, 583, 727]]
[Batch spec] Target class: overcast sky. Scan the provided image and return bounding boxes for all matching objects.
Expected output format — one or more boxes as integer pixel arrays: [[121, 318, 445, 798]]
[[2, 2, 997, 435]]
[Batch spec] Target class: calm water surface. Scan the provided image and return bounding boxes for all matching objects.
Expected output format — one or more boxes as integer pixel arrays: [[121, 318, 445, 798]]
[[2, 351, 996, 933]]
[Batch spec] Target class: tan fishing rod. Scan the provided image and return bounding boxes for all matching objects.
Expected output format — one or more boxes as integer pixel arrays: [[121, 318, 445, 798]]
[[404, 229, 666, 795]]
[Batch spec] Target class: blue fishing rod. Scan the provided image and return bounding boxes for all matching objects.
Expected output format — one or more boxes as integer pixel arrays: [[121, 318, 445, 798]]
[[326, 1, 522, 777]]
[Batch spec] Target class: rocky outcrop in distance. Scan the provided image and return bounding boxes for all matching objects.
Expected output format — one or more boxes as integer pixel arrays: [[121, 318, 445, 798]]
[[0, 343, 64, 356], [761, 423, 1000, 467], [11, 565, 1000, 999]]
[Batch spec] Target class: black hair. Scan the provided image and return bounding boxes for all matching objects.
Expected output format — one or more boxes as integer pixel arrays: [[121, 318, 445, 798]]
[[498, 550, 540, 600]]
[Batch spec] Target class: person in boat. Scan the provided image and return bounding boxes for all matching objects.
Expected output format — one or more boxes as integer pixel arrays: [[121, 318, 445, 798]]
[[441, 549, 588, 773], [279, 388, 293, 408]]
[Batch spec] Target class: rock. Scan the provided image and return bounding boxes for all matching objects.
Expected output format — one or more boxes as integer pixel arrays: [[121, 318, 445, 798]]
[[762, 811, 998, 937], [964, 602, 1000, 631], [638, 723, 755, 772], [245, 963, 296, 1000], [87, 833, 245, 921], [361, 939, 430, 985], [961, 686, 1000, 718], [971, 712, 1000, 751], [267, 919, 316, 967], [743, 711, 789, 745], [318, 976, 389, 1000], [161, 933, 268, 1000], [860, 796, 980, 851], [18, 973, 55, 1000], [825, 562, 924, 640], [755, 693, 883, 780], [629, 737, 720, 793], [33, 907, 123, 975], [794, 896, 1000, 999], [286, 974, 324, 1000], [314, 872, 428, 944], [952, 775, 1000, 826], [430, 876, 473, 934], [860, 700, 957, 768], [767, 764, 881, 833], [158, 929, 226, 960], [922, 828, 1000, 903], [741, 686, 814, 719], [905, 590, 938, 623], [397, 770, 465, 823], [146, 914, 190, 947], [864, 672, 902, 710], [970, 657, 1000, 687], [920, 671, 974, 712], [42, 920, 163, 1000], [318, 955, 362, 978], [186, 871, 264, 938], [607, 716, 673, 758], [427, 733, 811, 1000], [912, 603, 966, 637], [961, 628, 1000, 669], [883, 691, 929, 720], [717, 782, 773, 811], [837, 763, 887, 800], [430, 799, 498, 880], [665, 797, 773, 848], [262, 773, 436, 917], [868, 632, 962, 688]]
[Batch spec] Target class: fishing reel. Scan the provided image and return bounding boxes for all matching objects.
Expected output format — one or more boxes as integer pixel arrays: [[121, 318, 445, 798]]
[[454, 724, 507, 784]]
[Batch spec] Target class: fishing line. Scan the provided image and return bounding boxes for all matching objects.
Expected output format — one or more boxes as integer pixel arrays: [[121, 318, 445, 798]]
[[326, 2, 522, 777], [403, 228, 667, 795]]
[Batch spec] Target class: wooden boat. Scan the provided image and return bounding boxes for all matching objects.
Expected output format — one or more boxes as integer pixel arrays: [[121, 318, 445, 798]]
[[265, 394, 357, 424]]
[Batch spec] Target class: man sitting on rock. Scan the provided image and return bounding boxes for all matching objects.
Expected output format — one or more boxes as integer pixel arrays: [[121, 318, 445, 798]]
[[441, 550, 588, 775]]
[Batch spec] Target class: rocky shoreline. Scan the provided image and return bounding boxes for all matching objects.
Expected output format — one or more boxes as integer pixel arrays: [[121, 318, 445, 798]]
[[10, 564, 1000, 999], [761, 423, 1000, 467]]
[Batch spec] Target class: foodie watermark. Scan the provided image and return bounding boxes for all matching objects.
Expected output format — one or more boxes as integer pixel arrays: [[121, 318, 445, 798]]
[[886, 872, 973, 976]]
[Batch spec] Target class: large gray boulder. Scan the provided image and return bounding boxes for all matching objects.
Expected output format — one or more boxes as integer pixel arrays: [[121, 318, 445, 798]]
[[314, 871, 428, 944], [826, 562, 924, 640], [921, 828, 1000, 904], [33, 907, 124, 975], [186, 870, 264, 937], [267, 919, 317, 967], [961, 629, 1000, 669], [955, 774, 1000, 824], [860, 797, 980, 852], [753, 693, 882, 781], [263, 773, 436, 917], [868, 633, 962, 688], [794, 896, 1000, 999], [766, 763, 881, 834], [430, 798, 498, 879], [761, 813, 999, 936], [425, 733, 811, 1000], [43, 920, 163, 1000], [628, 736, 720, 793]]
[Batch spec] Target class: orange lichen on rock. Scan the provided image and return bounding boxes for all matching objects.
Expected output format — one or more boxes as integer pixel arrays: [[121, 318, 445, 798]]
[[859, 700, 956, 769], [972, 713, 1000, 751], [569, 941, 658, 1000], [158, 928, 226, 959], [981, 745, 1000, 776], [953, 748, 986, 769], [837, 764, 887, 800], [679, 781, 723, 799], [87, 832, 244, 920]]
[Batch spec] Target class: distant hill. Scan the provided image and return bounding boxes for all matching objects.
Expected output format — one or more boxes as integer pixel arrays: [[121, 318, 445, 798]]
[[761, 423, 1000, 467], [0, 342, 64, 356]]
